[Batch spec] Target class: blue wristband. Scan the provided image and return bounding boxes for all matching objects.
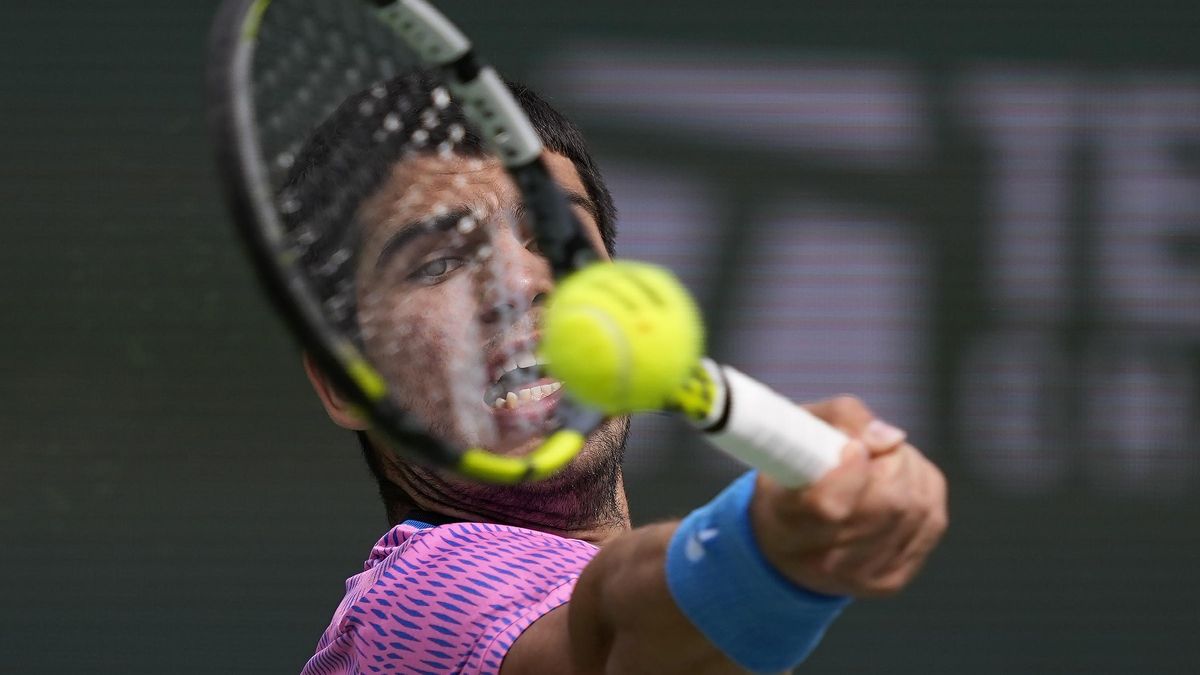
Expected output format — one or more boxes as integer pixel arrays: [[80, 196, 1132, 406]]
[[665, 471, 851, 673]]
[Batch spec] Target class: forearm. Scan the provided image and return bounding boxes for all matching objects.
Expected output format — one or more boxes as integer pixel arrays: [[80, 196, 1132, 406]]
[[568, 521, 749, 675], [504, 399, 947, 675], [505, 473, 849, 675]]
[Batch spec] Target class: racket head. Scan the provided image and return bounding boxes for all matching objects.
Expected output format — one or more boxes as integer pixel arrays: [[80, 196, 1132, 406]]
[[207, 0, 603, 482]]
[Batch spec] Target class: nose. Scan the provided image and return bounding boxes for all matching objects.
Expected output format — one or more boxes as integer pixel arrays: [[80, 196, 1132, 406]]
[[477, 225, 553, 325]]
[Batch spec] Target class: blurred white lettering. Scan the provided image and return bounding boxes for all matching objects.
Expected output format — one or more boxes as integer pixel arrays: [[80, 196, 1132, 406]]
[[546, 51, 1198, 496]]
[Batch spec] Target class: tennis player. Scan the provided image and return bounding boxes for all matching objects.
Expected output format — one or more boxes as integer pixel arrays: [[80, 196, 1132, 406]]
[[296, 75, 947, 675]]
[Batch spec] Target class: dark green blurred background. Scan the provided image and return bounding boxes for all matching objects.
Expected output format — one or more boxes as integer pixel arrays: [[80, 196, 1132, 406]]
[[3, 1, 1198, 672]]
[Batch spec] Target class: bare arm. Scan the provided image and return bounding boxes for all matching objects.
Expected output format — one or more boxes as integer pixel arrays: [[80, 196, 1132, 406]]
[[505, 521, 742, 675], [501, 397, 948, 675]]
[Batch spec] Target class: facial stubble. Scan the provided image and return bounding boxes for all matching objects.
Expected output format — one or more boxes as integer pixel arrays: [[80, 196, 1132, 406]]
[[392, 415, 631, 533]]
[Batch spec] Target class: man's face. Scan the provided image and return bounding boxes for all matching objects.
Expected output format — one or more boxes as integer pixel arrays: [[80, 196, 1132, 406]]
[[354, 151, 618, 459]]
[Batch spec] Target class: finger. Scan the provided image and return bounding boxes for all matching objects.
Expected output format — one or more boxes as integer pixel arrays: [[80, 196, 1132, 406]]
[[860, 419, 907, 457], [796, 440, 872, 524], [827, 447, 926, 577], [802, 395, 877, 436], [820, 504, 907, 579], [868, 504, 947, 595], [868, 454, 948, 585], [827, 457, 919, 574]]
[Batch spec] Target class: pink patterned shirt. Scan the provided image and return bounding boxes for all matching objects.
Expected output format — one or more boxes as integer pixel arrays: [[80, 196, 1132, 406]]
[[301, 520, 599, 675]]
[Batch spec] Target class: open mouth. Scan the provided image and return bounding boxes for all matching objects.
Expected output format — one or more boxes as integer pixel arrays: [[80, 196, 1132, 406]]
[[488, 378, 563, 409], [485, 348, 561, 406], [483, 348, 564, 429]]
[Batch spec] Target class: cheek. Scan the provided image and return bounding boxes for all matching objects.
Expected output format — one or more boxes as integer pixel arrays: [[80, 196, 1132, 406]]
[[359, 280, 482, 388]]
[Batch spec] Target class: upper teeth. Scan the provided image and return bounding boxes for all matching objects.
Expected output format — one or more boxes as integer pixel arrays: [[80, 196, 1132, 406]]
[[492, 381, 562, 409], [499, 350, 541, 378]]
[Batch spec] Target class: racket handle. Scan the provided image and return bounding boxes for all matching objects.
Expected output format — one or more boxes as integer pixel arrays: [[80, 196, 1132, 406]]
[[694, 359, 847, 488]]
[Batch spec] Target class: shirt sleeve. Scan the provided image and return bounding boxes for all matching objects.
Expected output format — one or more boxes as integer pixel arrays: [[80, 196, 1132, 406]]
[[341, 522, 598, 675], [460, 575, 578, 675]]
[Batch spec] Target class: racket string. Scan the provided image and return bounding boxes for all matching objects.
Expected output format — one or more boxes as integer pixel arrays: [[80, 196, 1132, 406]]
[[243, 0, 573, 461]]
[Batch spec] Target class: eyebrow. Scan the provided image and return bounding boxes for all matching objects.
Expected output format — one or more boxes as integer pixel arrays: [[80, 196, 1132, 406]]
[[374, 189, 599, 273], [374, 208, 473, 273], [515, 188, 599, 228]]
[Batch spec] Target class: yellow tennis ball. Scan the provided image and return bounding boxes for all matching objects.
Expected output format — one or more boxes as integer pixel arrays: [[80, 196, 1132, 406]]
[[540, 260, 704, 413]]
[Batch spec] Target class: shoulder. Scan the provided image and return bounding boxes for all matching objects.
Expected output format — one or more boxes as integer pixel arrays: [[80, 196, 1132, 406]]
[[341, 523, 599, 675]]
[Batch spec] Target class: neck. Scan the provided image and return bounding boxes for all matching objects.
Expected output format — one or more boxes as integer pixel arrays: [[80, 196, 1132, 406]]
[[371, 418, 633, 546], [395, 466, 631, 545]]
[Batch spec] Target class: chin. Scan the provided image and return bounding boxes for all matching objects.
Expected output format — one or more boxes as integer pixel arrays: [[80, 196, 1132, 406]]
[[442, 416, 630, 497]]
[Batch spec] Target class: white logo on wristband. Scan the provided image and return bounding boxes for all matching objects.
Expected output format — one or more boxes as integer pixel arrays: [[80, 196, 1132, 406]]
[[685, 528, 720, 562]]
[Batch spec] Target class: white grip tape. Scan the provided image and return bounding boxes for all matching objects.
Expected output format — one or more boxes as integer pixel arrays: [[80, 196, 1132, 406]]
[[384, 0, 472, 65], [450, 68, 542, 167], [706, 363, 847, 488]]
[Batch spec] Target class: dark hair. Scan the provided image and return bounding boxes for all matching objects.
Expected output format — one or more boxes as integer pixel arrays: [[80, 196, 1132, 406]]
[[280, 71, 617, 512]]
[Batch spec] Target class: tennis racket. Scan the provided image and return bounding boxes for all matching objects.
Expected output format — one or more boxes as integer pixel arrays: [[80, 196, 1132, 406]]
[[207, 0, 846, 487]]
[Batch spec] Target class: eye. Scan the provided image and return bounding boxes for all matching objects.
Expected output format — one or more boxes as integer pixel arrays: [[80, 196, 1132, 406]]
[[523, 234, 541, 255], [514, 217, 541, 255], [410, 256, 465, 283]]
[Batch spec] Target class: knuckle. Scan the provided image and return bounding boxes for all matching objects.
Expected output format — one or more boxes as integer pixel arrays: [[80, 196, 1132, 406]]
[[863, 567, 914, 598], [930, 508, 949, 537], [933, 465, 949, 498], [927, 455, 947, 484], [876, 483, 914, 518], [807, 494, 853, 524], [920, 454, 944, 484], [892, 500, 917, 528], [864, 489, 922, 536], [865, 576, 906, 598], [829, 394, 868, 419], [921, 468, 949, 533]]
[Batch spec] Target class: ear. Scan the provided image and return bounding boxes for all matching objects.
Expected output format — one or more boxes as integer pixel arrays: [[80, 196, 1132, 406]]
[[302, 353, 370, 431]]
